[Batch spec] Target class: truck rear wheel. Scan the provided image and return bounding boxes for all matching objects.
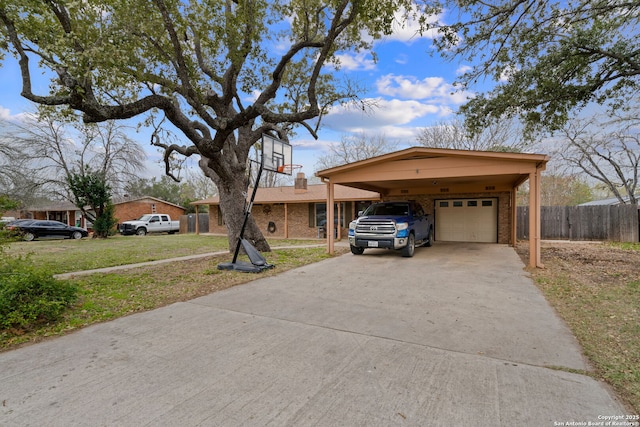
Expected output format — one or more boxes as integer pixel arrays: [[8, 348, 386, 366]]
[[424, 227, 434, 247], [401, 233, 415, 257], [350, 245, 365, 255]]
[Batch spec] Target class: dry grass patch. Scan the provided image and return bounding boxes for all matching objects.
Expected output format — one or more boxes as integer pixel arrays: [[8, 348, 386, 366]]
[[517, 241, 640, 414]]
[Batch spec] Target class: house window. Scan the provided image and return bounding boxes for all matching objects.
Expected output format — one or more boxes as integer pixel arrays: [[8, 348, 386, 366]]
[[439, 201, 449, 208], [482, 200, 493, 207], [355, 201, 372, 218], [467, 201, 478, 207], [315, 203, 345, 228], [453, 201, 463, 207]]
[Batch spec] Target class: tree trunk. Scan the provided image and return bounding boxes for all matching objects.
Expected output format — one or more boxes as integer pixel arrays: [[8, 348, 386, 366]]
[[214, 167, 271, 253]]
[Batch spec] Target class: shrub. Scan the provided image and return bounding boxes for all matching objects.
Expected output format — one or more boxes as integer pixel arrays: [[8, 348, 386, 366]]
[[92, 202, 118, 237], [0, 254, 78, 331]]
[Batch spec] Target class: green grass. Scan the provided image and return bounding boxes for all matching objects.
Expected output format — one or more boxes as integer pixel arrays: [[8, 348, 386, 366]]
[[612, 241, 640, 252], [7, 234, 323, 274], [1, 238, 345, 351]]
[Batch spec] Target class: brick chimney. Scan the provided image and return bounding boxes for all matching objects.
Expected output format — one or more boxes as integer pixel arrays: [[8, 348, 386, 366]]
[[294, 172, 308, 193]]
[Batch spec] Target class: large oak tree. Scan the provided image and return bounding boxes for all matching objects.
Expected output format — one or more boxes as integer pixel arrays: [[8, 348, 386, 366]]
[[434, 0, 640, 136], [0, 0, 436, 251]]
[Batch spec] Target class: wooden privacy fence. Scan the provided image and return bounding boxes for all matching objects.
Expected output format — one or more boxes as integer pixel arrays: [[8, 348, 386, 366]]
[[180, 213, 209, 234], [517, 205, 639, 242]]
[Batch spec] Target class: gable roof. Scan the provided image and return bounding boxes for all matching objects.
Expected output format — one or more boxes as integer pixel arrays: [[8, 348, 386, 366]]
[[27, 196, 186, 212], [192, 184, 380, 206], [113, 196, 186, 210]]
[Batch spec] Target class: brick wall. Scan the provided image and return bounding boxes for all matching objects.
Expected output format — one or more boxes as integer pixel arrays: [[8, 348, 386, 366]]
[[208, 202, 348, 240], [114, 200, 185, 224], [207, 193, 513, 243]]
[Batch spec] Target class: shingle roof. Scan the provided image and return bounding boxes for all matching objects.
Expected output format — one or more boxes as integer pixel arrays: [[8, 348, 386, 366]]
[[27, 201, 79, 211], [578, 196, 637, 206], [112, 196, 186, 210], [28, 196, 186, 211], [192, 184, 380, 205]]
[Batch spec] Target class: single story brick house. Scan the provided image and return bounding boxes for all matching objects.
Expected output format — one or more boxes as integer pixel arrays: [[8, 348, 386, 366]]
[[191, 174, 381, 239], [113, 196, 186, 223], [20, 196, 185, 230], [21, 201, 89, 228]]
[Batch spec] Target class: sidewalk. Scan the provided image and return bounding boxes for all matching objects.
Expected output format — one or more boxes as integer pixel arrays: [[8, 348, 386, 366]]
[[54, 243, 337, 279]]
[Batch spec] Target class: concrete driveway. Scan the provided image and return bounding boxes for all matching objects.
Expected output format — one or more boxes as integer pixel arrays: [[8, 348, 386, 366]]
[[0, 243, 627, 426]]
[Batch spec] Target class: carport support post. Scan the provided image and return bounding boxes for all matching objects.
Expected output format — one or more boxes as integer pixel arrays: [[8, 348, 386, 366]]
[[195, 205, 199, 235], [529, 169, 543, 268], [284, 203, 289, 239], [511, 187, 517, 247], [326, 182, 335, 255]]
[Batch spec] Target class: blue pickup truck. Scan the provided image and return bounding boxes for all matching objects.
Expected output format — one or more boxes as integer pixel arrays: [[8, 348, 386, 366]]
[[348, 201, 434, 257]]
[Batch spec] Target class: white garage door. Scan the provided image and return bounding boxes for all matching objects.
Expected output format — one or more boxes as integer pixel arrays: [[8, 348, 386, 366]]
[[435, 198, 498, 243]]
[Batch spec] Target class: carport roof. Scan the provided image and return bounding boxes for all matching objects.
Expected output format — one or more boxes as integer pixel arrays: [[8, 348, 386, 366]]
[[315, 146, 549, 195]]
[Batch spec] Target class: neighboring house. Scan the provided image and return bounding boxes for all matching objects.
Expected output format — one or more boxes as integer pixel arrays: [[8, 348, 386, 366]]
[[191, 173, 381, 239], [113, 196, 186, 224], [22, 201, 91, 229], [578, 196, 638, 206], [21, 196, 185, 230]]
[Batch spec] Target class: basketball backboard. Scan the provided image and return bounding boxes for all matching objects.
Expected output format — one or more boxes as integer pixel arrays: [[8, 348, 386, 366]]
[[262, 134, 293, 175]]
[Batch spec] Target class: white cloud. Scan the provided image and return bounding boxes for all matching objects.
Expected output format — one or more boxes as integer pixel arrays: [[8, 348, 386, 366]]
[[0, 105, 34, 122], [375, 74, 472, 105], [456, 64, 472, 75], [323, 97, 444, 133], [333, 51, 376, 71], [0, 106, 11, 120], [245, 90, 261, 103], [292, 138, 333, 152], [385, 7, 444, 44], [499, 65, 518, 82]]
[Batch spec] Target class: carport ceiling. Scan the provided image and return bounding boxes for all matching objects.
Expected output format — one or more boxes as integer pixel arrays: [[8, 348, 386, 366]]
[[342, 174, 526, 194]]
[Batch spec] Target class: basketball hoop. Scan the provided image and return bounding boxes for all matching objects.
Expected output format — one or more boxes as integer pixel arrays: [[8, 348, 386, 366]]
[[277, 164, 303, 175]]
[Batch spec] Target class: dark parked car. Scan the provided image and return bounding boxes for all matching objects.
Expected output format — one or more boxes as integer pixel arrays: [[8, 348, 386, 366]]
[[7, 220, 88, 241], [3, 219, 36, 228]]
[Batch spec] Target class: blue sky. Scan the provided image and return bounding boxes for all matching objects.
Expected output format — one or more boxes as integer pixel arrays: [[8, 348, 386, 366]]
[[0, 7, 486, 183], [292, 24, 478, 177]]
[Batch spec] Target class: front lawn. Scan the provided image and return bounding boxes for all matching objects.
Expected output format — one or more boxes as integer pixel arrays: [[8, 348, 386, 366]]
[[1, 235, 345, 351], [7, 234, 322, 274]]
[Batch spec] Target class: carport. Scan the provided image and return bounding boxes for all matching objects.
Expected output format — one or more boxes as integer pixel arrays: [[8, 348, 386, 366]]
[[316, 147, 549, 268]]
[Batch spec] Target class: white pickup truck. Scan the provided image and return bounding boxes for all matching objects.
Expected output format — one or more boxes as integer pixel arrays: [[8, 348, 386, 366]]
[[118, 214, 180, 236]]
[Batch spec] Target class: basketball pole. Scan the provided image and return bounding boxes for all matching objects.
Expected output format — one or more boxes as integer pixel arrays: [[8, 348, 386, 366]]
[[218, 133, 290, 272], [231, 153, 264, 264]]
